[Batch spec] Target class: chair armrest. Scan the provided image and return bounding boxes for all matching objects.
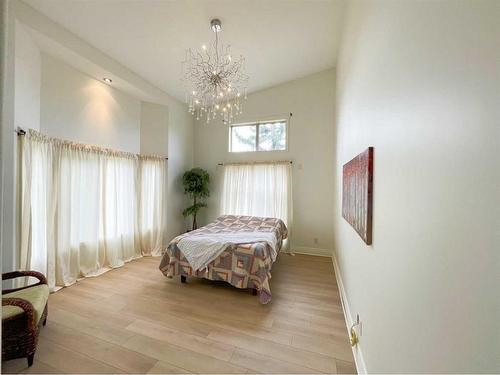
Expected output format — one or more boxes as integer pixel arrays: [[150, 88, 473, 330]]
[[2, 298, 36, 329], [2, 271, 47, 294]]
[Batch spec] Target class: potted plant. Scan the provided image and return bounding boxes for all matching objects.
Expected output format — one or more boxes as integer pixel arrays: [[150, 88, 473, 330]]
[[182, 168, 210, 230]]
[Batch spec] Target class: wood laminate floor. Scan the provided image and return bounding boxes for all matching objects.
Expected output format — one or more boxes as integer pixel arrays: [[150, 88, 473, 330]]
[[2, 254, 356, 374]]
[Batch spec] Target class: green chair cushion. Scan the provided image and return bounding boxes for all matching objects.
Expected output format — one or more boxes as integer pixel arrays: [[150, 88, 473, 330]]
[[2, 284, 49, 324]]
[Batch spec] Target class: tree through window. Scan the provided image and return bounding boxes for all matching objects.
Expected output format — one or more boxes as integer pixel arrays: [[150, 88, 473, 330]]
[[229, 120, 287, 152]]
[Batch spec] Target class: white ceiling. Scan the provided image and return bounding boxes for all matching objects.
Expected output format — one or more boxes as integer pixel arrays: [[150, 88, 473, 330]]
[[24, 0, 343, 101]]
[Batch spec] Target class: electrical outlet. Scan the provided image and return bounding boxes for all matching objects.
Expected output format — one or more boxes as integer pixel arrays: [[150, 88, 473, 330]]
[[350, 314, 362, 347], [313, 237, 319, 245]]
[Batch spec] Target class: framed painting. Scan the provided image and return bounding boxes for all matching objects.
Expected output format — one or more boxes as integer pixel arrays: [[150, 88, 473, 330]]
[[342, 147, 374, 245]]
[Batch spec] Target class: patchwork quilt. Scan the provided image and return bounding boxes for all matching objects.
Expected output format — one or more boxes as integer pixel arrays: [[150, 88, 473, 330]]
[[159, 215, 288, 304]]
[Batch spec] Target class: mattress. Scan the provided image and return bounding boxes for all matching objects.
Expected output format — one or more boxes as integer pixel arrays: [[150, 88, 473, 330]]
[[159, 215, 288, 304]]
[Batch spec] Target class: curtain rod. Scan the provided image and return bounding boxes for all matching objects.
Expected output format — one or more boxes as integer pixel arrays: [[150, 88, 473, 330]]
[[15, 128, 168, 160], [217, 160, 293, 166]]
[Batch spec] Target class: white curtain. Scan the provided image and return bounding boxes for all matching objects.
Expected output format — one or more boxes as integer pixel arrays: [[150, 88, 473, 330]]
[[220, 162, 292, 247], [137, 157, 167, 256], [18, 130, 167, 290]]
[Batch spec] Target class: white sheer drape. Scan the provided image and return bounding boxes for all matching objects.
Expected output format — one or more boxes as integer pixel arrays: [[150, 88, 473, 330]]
[[137, 157, 167, 256], [220, 162, 292, 246], [18, 130, 167, 290]]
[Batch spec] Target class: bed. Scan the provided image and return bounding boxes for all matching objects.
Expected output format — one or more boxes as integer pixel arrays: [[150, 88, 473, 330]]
[[159, 215, 288, 304]]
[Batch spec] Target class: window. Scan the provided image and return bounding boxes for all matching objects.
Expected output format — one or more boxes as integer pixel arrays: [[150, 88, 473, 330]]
[[18, 130, 168, 289], [229, 120, 287, 152]]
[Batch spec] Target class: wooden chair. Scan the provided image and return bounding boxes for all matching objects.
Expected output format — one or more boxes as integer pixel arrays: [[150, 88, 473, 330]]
[[2, 271, 49, 367]]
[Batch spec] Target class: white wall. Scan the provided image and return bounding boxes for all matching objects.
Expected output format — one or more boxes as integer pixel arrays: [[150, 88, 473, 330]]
[[140, 101, 168, 157], [14, 21, 40, 131], [334, 1, 500, 373], [194, 69, 335, 255], [140, 99, 194, 241], [41, 53, 141, 153], [1, 0, 17, 274], [166, 98, 194, 240], [2, 15, 37, 274]]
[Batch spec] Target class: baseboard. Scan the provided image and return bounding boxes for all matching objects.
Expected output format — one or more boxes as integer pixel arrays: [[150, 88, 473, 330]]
[[291, 246, 332, 257], [331, 253, 368, 374]]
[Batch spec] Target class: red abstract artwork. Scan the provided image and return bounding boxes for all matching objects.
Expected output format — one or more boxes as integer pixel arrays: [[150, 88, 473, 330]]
[[342, 147, 374, 245]]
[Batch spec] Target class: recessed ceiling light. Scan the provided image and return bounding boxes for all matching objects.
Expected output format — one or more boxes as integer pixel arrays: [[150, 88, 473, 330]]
[[103, 78, 112, 83]]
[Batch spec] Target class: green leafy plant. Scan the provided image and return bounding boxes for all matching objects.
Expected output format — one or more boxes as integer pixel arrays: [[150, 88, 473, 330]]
[[182, 168, 210, 230]]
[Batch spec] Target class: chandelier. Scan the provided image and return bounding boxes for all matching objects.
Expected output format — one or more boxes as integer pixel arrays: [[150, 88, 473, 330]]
[[182, 19, 249, 124]]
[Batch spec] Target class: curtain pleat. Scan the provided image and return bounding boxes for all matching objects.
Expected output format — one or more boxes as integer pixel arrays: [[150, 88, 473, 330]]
[[18, 130, 167, 290]]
